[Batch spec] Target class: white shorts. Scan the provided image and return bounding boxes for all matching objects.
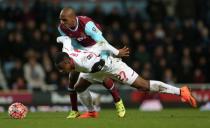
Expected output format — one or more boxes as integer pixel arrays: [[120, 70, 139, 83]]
[[79, 56, 138, 85]]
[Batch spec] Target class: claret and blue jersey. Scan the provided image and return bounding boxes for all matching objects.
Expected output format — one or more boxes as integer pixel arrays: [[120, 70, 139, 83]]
[[58, 16, 103, 48], [58, 16, 110, 60]]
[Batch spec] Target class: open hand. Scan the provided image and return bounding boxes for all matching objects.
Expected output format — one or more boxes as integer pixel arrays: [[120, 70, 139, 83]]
[[117, 46, 130, 57]]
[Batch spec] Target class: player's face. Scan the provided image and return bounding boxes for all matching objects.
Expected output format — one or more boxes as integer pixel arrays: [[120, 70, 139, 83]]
[[60, 15, 76, 28]]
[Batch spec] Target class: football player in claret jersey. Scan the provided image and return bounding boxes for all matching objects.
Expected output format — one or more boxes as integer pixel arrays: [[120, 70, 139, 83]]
[[54, 36, 197, 114], [57, 7, 128, 118]]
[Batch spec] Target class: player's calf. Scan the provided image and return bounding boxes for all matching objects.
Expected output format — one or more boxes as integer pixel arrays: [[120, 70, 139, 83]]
[[103, 78, 126, 117], [68, 87, 79, 111], [103, 78, 121, 102]]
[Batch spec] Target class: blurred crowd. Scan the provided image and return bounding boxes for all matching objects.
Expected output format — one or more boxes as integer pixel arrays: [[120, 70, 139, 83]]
[[0, 0, 210, 92]]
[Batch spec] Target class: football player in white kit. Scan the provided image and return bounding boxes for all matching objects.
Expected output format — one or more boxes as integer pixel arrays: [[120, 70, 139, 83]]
[[54, 36, 197, 113]]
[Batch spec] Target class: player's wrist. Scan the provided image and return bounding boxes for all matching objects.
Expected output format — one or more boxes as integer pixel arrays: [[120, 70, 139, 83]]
[[113, 49, 119, 56]]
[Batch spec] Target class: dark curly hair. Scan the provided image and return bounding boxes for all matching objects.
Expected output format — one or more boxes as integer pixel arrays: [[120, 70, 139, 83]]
[[53, 52, 70, 68]]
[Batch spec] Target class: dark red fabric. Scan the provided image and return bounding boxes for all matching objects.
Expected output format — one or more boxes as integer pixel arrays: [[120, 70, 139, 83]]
[[103, 78, 121, 103], [58, 16, 102, 47], [69, 91, 78, 111]]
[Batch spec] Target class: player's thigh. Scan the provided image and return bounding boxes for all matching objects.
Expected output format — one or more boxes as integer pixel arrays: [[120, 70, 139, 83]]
[[112, 60, 138, 85], [80, 72, 105, 84], [74, 77, 92, 93], [79, 73, 97, 83]]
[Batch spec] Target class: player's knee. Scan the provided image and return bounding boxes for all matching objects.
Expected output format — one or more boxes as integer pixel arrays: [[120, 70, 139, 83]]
[[131, 76, 149, 90]]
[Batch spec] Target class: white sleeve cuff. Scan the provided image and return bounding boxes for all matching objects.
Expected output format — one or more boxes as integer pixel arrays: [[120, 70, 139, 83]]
[[103, 41, 119, 55]]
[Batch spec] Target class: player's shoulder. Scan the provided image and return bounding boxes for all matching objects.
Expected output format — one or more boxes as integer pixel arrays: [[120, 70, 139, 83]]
[[57, 23, 65, 30], [78, 16, 92, 19], [78, 16, 93, 23]]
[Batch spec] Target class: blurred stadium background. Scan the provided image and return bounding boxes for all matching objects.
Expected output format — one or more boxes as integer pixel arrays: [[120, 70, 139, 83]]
[[0, 0, 210, 112]]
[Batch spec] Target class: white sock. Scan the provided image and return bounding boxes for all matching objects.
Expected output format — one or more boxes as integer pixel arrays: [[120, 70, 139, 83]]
[[78, 89, 95, 112], [149, 80, 180, 95]]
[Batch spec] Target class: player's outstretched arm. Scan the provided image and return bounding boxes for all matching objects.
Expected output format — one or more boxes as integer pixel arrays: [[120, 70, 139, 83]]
[[85, 21, 130, 57]]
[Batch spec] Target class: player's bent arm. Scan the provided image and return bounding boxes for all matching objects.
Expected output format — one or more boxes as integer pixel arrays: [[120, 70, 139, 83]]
[[57, 25, 74, 52], [69, 71, 80, 88], [57, 36, 74, 53], [85, 21, 119, 56]]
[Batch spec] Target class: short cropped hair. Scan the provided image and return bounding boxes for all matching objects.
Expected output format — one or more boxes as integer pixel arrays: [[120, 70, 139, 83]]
[[54, 52, 69, 66]]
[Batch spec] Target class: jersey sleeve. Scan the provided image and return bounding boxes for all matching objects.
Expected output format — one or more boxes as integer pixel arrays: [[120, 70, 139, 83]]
[[58, 26, 66, 36], [84, 21, 102, 42], [84, 21, 119, 56], [57, 36, 74, 53]]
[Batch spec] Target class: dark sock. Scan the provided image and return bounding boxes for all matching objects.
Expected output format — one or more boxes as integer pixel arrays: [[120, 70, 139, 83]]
[[69, 90, 78, 111], [103, 78, 121, 103]]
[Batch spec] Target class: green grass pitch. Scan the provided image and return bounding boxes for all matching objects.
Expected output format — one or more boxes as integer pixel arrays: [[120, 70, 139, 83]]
[[0, 109, 210, 128]]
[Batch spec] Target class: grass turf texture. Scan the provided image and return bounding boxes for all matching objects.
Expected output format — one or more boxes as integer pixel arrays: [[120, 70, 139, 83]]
[[0, 109, 210, 128]]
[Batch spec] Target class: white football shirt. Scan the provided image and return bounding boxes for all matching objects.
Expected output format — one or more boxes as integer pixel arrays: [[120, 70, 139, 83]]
[[60, 36, 101, 73]]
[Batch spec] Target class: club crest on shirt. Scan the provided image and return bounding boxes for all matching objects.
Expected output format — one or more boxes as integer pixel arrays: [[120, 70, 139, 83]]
[[92, 27, 97, 32]]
